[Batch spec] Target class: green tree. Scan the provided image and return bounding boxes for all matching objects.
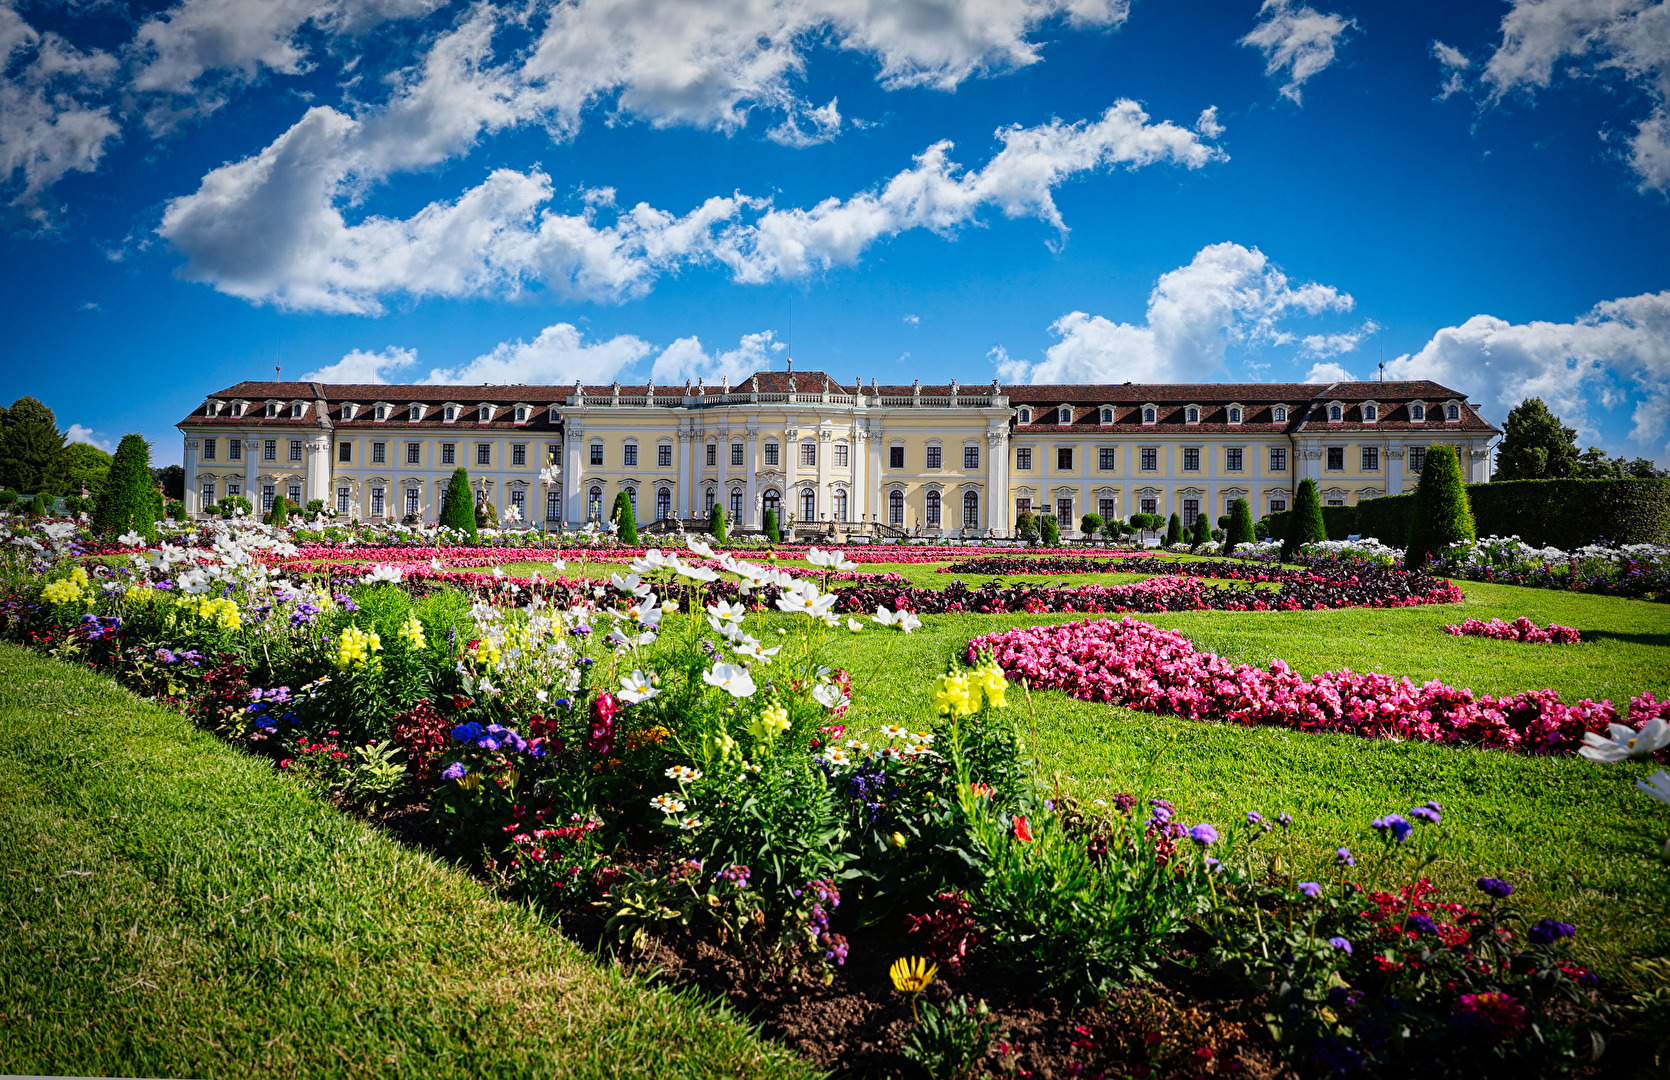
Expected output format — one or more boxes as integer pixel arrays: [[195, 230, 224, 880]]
[[60, 442, 111, 496], [152, 464, 186, 500], [710, 503, 727, 543], [1079, 511, 1103, 540], [1494, 398, 1579, 480], [611, 491, 638, 544], [91, 433, 159, 540], [1281, 479, 1327, 562], [1039, 513, 1060, 546], [1406, 445, 1476, 570], [1164, 512, 1183, 547], [1014, 510, 1038, 543], [1224, 497, 1255, 552], [1101, 517, 1122, 543], [438, 468, 478, 540], [28, 493, 48, 517], [475, 498, 499, 529], [1189, 512, 1211, 549], [266, 494, 290, 526], [763, 507, 780, 543], [1, 397, 69, 495]]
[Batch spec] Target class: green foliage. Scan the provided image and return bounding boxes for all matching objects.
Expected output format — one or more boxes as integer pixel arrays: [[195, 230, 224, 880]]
[[1189, 512, 1210, 550], [710, 502, 727, 543], [346, 741, 408, 813], [60, 441, 111, 497], [1281, 479, 1326, 561], [1406, 445, 1476, 570], [438, 468, 477, 539], [1039, 514, 1060, 546], [1224, 498, 1255, 552], [266, 494, 290, 526], [28, 493, 47, 517], [1079, 512, 1103, 538], [1576, 445, 1668, 479], [1100, 517, 1122, 542], [305, 499, 325, 516], [1014, 510, 1038, 543], [475, 498, 499, 529], [611, 491, 638, 544], [215, 495, 253, 518], [91, 433, 158, 541], [1164, 512, 1183, 547], [1343, 479, 1670, 549], [0, 397, 69, 496], [152, 464, 186, 501], [763, 507, 780, 543], [1494, 397, 1578, 480], [164, 499, 185, 520], [901, 996, 1002, 1080]]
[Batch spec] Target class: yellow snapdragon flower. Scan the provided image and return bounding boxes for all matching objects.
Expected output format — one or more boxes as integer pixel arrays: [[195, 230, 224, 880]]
[[68, 566, 89, 588], [42, 578, 84, 605], [396, 614, 426, 649], [933, 672, 974, 718], [971, 663, 1009, 710], [750, 702, 791, 742], [175, 595, 242, 631], [335, 625, 382, 670], [124, 583, 153, 604]]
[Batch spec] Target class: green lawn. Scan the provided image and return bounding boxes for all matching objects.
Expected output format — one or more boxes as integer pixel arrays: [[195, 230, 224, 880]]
[[808, 579, 1670, 975], [0, 644, 817, 1080]]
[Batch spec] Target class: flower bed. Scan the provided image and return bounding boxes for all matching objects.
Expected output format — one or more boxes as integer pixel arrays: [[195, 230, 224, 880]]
[[967, 616, 1668, 757], [938, 555, 1130, 575], [1445, 618, 1582, 644]]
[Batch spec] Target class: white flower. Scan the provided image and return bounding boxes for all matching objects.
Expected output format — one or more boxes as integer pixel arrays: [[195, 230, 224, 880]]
[[619, 670, 660, 704], [176, 568, 211, 594], [895, 610, 922, 633], [1579, 719, 1670, 762], [706, 599, 747, 625], [776, 582, 836, 618], [117, 530, 144, 547], [881, 724, 909, 739], [675, 562, 720, 583], [665, 765, 702, 783], [734, 639, 781, 663], [609, 572, 652, 597], [702, 663, 758, 698], [650, 794, 686, 813], [429, 557, 445, 571], [678, 816, 703, 831], [812, 682, 849, 711], [361, 563, 404, 585], [847, 617, 865, 633], [1638, 769, 1670, 807], [551, 559, 567, 573], [631, 549, 673, 574], [685, 536, 716, 559], [491, 565, 505, 578], [821, 746, 852, 766], [806, 547, 857, 571]]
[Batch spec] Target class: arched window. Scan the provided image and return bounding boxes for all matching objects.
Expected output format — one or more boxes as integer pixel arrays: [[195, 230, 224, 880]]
[[1059, 407, 1072, 424], [1364, 404, 1377, 421], [406, 487, 420, 517], [801, 441, 816, 467], [444, 406, 456, 421], [1228, 407, 1241, 424], [730, 489, 743, 521], [801, 488, 815, 520], [763, 489, 780, 517], [704, 488, 715, 513], [1273, 405, 1287, 422], [1186, 407, 1199, 424], [588, 486, 603, 518], [1018, 408, 1031, 423], [1329, 405, 1342, 421], [1100, 408, 1113, 423], [889, 490, 904, 526], [925, 490, 941, 526], [1411, 403, 1425, 421], [833, 490, 847, 521], [1143, 407, 1155, 423], [656, 488, 671, 521], [515, 406, 527, 422], [480, 405, 492, 422], [963, 490, 979, 528], [625, 487, 637, 512], [410, 405, 421, 421], [1447, 404, 1460, 420]]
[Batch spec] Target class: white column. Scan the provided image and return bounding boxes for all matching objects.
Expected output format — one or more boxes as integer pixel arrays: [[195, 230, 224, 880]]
[[566, 428, 586, 525], [244, 438, 259, 502], [745, 423, 760, 528], [677, 428, 692, 518], [717, 424, 732, 525], [850, 427, 867, 523], [183, 437, 200, 516], [986, 428, 1006, 533], [816, 426, 832, 521], [1386, 445, 1404, 495], [867, 425, 884, 523], [306, 437, 330, 505], [783, 421, 799, 525]]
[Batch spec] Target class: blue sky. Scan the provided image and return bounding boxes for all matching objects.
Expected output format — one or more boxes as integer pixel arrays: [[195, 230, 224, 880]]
[[2, 0, 1667, 466]]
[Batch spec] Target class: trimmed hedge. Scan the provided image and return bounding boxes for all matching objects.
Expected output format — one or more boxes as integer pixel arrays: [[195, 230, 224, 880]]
[[1261, 478, 1670, 550]]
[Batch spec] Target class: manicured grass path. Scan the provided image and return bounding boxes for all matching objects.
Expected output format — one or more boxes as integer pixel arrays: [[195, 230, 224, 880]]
[[0, 643, 817, 1080]]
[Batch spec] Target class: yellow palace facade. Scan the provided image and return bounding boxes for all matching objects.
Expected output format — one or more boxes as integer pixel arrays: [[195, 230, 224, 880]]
[[176, 370, 1499, 538]]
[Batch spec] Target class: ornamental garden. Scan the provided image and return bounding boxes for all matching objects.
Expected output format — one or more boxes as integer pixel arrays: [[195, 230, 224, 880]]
[[2, 436, 1669, 1080]]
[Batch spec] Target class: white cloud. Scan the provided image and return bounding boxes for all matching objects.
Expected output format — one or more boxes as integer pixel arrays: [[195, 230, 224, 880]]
[[158, 98, 1223, 312], [903, 313, 920, 326], [1000, 242, 1353, 384], [1300, 320, 1376, 357], [1194, 105, 1224, 138], [65, 423, 114, 451], [0, 1, 120, 219], [1474, 0, 1670, 192], [1431, 40, 1471, 99], [650, 330, 785, 386], [1384, 290, 1670, 458], [301, 344, 418, 383], [1303, 361, 1356, 382], [417, 323, 655, 385], [1240, 0, 1357, 104]]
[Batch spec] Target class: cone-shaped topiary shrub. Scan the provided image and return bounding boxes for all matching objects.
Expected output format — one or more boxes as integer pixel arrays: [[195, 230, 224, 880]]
[[710, 503, 727, 543], [1165, 512, 1183, 547], [438, 468, 478, 540], [611, 490, 638, 544], [763, 507, 780, 543], [1224, 497, 1255, 552], [1190, 512, 1211, 549], [266, 493, 290, 526], [1281, 479, 1327, 562], [1406, 445, 1476, 570], [1040, 514, 1060, 546], [91, 433, 158, 541]]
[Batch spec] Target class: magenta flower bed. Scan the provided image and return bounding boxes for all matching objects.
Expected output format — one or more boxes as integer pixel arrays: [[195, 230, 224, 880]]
[[281, 543, 1132, 566], [966, 616, 1670, 756], [1444, 618, 1582, 644]]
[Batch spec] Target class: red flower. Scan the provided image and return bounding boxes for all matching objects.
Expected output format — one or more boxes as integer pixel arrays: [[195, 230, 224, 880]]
[[1012, 815, 1034, 842]]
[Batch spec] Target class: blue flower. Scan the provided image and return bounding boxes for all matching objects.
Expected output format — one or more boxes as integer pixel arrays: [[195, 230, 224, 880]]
[[1409, 805, 1441, 825], [1276, 812, 1292, 827], [1527, 919, 1575, 945], [1476, 877, 1513, 899], [450, 722, 485, 744], [1298, 881, 1323, 898], [1246, 811, 1264, 825], [440, 762, 467, 781], [1404, 914, 1438, 936], [1371, 814, 1413, 843], [1328, 937, 1353, 954], [1336, 847, 1356, 867], [1188, 823, 1218, 846]]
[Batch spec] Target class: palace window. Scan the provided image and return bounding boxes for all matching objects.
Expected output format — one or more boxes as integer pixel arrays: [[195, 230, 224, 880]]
[[1411, 403, 1426, 421], [704, 488, 715, 514], [802, 488, 816, 520], [658, 444, 672, 468], [926, 490, 941, 526], [1058, 407, 1072, 424], [1140, 497, 1157, 515], [512, 443, 527, 466], [656, 488, 671, 521], [1057, 447, 1073, 470], [479, 405, 492, 422], [371, 487, 385, 517], [202, 482, 216, 507], [1183, 497, 1199, 523], [834, 490, 848, 521], [1226, 448, 1244, 472], [202, 438, 216, 461], [374, 405, 387, 421], [547, 443, 561, 465], [1362, 447, 1380, 470], [890, 446, 905, 469], [1098, 447, 1115, 471], [732, 443, 745, 466], [228, 440, 241, 460], [589, 486, 603, 517], [1270, 447, 1287, 471], [1141, 447, 1158, 471], [287, 482, 301, 505], [1270, 496, 1287, 513], [227, 482, 240, 499], [1018, 408, 1031, 423], [444, 406, 456, 421], [337, 487, 350, 514], [964, 445, 979, 470], [1143, 407, 1156, 424], [1100, 408, 1113, 424], [371, 442, 384, 464], [1099, 497, 1117, 522], [764, 442, 778, 466], [1326, 447, 1345, 470], [1228, 407, 1242, 424], [835, 443, 849, 467], [1364, 404, 1378, 421], [1447, 404, 1460, 421], [1409, 446, 1427, 472], [1329, 405, 1342, 422], [623, 444, 637, 467], [410, 405, 422, 421], [591, 443, 604, 466], [407, 488, 421, 517], [731, 489, 744, 520], [1015, 447, 1032, 471], [1185, 407, 1199, 424], [763, 489, 780, 518], [706, 443, 717, 467], [290, 440, 303, 462], [515, 406, 527, 422], [547, 490, 561, 522], [289, 403, 303, 418], [1015, 497, 1031, 518], [1273, 405, 1287, 422], [1057, 497, 1073, 525], [338, 442, 351, 463], [1327, 495, 1346, 507], [265, 439, 278, 461], [477, 444, 492, 466], [926, 446, 941, 469], [441, 442, 455, 464], [889, 490, 904, 525], [509, 489, 525, 518], [407, 442, 421, 465], [801, 441, 816, 467], [1182, 448, 1201, 472]]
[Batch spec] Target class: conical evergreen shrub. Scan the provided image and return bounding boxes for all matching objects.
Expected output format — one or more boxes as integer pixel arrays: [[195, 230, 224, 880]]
[[1165, 512, 1183, 547], [763, 507, 780, 543], [1040, 515, 1060, 546], [1190, 512, 1211, 549], [438, 468, 478, 540], [611, 491, 638, 544], [91, 433, 158, 541], [1281, 479, 1326, 562], [710, 503, 727, 544], [266, 494, 290, 526], [1405, 445, 1475, 570], [1224, 498, 1255, 552]]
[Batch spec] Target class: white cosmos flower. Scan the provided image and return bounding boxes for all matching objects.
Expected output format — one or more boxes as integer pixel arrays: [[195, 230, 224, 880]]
[[685, 536, 716, 559], [812, 683, 849, 711], [1579, 719, 1670, 762], [706, 600, 747, 624], [176, 568, 211, 594], [676, 563, 720, 583], [1638, 769, 1670, 807], [619, 670, 659, 704], [735, 640, 781, 663], [702, 663, 758, 698], [847, 618, 865, 633], [821, 746, 852, 767], [665, 765, 702, 782], [632, 549, 673, 573], [117, 530, 144, 547], [429, 557, 445, 571], [776, 582, 835, 618], [361, 564, 404, 584], [806, 547, 857, 571], [551, 559, 567, 572], [609, 572, 652, 597], [491, 565, 505, 578]]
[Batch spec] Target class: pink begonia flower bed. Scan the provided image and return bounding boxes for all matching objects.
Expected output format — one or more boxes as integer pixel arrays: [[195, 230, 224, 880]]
[[1444, 618, 1582, 644], [279, 543, 1150, 567], [966, 616, 1670, 757]]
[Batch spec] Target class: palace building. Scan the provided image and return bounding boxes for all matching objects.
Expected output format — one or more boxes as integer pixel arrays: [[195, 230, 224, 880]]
[[175, 371, 1499, 538]]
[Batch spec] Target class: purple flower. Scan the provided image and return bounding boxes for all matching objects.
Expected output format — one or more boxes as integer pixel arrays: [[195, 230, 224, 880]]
[[1336, 847, 1356, 867], [1246, 811, 1264, 825], [1148, 804, 1173, 823], [1188, 823, 1218, 846], [1527, 919, 1576, 945], [1298, 881, 1323, 898], [1328, 937, 1353, 954], [1409, 805, 1441, 825], [1404, 914, 1438, 936], [1372, 814, 1413, 843], [440, 762, 467, 781], [1276, 812, 1292, 827], [1476, 877, 1513, 899], [1422, 800, 1442, 813]]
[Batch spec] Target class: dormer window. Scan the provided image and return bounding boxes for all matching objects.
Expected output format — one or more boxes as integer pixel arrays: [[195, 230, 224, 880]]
[[549, 407, 559, 422], [1185, 407, 1200, 425], [1100, 407, 1113, 424], [479, 405, 492, 422], [1446, 403, 1460, 421], [205, 401, 219, 416], [1018, 407, 1032, 423], [1328, 405, 1342, 422], [1227, 406, 1242, 425], [1273, 405, 1287, 422], [1142, 406, 1156, 424], [515, 406, 527, 423], [291, 402, 305, 418], [1363, 404, 1378, 422], [265, 402, 278, 418], [343, 403, 357, 420], [1411, 403, 1426, 421], [444, 405, 456, 422], [374, 405, 387, 421], [1058, 407, 1072, 425], [409, 404, 423, 422]]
